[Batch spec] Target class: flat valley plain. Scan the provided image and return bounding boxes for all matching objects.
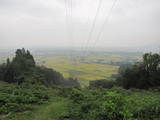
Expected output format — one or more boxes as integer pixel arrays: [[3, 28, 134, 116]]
[[35, 51, 141, 87], [0, 50, 142, 87]]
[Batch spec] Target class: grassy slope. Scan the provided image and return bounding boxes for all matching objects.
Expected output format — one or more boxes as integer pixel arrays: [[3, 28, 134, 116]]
[[3, 97, 70, 120], [1, 85, 160, 120]]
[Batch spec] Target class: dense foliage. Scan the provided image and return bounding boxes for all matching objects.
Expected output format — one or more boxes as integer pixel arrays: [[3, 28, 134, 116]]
[[68, 88, 132, 120], [117, 53, 160, 89], [0, 48, 80, 116], [0, 48, 80, 87], [57, 87, 160, 120], [89, 79, 116, 89], [0, 48, 35, 83], [0, 82, 50, 114]]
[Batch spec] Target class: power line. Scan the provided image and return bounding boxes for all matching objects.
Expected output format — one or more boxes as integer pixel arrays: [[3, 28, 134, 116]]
[[68, 0, 78, 78], [83, 0, 103, 56], [64, 0, 69, 40], [65, 0, 76, 78], [92, 0, 118, 49], [70, 0, 77, 75], [69, 0, 75, 76], [78, 0, 92, 59]]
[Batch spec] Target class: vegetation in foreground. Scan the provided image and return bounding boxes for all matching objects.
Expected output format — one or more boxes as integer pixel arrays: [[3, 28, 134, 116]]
[[0, 48, 160, 120], [1, 83, 160, 120], [0, 82, 50, 115], [65, 87, 160, 120]]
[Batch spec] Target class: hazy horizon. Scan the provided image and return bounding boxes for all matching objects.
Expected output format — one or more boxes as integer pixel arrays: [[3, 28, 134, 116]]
[[0, 0, 160, 49]]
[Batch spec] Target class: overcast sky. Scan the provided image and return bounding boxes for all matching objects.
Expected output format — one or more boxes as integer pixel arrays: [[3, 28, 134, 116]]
[[0, 0, 160, 49]]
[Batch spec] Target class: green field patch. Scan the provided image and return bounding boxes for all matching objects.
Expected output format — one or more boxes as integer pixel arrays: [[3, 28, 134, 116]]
[[40, 56, 119, 87], [67, 70, 87, 76]]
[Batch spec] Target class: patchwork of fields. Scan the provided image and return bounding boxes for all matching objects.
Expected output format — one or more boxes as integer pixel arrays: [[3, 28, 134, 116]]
[[37, 56, 119, 86]]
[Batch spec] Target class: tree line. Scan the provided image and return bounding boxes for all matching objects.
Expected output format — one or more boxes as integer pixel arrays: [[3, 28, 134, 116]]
[[90, 52, 160, 89], [0, 48, 80, 87]]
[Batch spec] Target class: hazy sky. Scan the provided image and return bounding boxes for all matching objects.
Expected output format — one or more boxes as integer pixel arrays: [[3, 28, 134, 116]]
[[0, 0, 160, 49]]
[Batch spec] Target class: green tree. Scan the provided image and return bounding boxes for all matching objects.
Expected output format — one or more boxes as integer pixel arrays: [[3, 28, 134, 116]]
[[117, 53, 160, 89], [0, 48, 80, 87]]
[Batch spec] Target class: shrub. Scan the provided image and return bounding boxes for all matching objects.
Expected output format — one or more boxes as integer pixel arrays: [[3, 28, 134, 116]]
[[68, 88, 132, 120], [89, 79, 116, 89], [0, 82, 50, 114]]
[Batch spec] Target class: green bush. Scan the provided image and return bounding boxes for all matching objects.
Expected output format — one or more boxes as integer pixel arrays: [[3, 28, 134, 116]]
[[68, 88, 132, 120], [126, 90, 160, 120], [108, 87, 160, 120], [89, 79, 116, 89], [65, 87, 160, 120], [0, 82, 50, 114]]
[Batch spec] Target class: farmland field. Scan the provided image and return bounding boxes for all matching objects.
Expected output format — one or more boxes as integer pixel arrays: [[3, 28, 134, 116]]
[[0, 50, 141, 87], [35, 52, 140, 87], [43, 56, 118, 86]]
